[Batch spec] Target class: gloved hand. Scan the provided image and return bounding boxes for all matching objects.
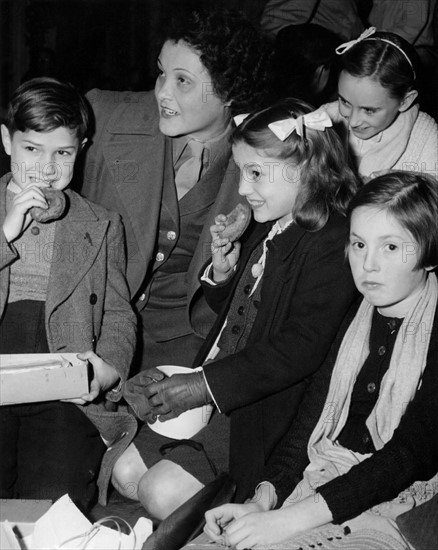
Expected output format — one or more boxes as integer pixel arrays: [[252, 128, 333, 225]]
[[122, 367, 166, 421], [145, 371, 211, 422]]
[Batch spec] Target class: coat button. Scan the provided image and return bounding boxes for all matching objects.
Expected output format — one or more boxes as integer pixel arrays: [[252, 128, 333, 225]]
[[367, 382, 376, 393], [362, 433, 370, 445], [243, 284, 252, 295], [31, 226, 40, 235], [231, 325, 241, 335], [253, 300, 260, 309], [378, 346, 386, 356], [89, 293, 97, 305], [156, 252, 165, 261], [139, 293, 146, 302], [167, 231, 176, 241], [238, 306, 244, 315]]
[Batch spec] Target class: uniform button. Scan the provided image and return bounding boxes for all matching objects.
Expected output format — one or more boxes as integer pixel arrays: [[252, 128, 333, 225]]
[[367, 382, 376, 393], [167, 231, 176, 241], [378, 346, 386, 356], [231, 325, 241, 335], [243, 284, 252, 295], [89, 293, 97, 305], [139, 293, 146, 302], [238, 306, 244, 315], [156, 252, 165, 262], [253, 300, 260, 309], [362, 433, 370, 445], [31, 226, 40, 235]]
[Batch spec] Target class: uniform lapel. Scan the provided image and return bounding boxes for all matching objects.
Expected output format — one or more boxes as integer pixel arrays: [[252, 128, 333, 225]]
[[103, 99, 166, 274], [102, 135, 165, 266]]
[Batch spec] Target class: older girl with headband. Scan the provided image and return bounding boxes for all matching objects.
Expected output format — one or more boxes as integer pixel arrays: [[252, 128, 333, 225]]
[[324, 27, 438, 181], [205, 171, 438, 550], [123, 98, 359, 514]]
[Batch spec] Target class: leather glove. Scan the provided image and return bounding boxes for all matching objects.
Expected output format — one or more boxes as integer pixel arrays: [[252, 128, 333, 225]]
[[145, 371, 211, 422], [122, 367, 166, 421]]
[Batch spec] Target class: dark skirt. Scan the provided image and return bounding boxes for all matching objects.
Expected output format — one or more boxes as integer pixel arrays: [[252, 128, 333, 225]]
[[134, 407, 230, 485]]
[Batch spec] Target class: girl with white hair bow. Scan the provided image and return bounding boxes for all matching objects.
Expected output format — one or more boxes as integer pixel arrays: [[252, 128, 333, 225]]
[[323, 28, 437, 181]]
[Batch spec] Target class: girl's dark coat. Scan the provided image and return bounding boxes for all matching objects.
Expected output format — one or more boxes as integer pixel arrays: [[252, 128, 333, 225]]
[[195, 212, 358, 500]]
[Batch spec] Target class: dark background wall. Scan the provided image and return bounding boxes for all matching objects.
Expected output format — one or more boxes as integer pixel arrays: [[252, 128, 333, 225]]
[[0, 0, 267, 115], [0, 0, 267, 173]]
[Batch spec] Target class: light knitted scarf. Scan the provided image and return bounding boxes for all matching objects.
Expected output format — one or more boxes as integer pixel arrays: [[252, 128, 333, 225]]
[[323, 102, 419, 178], [284, 273, 437, 518]]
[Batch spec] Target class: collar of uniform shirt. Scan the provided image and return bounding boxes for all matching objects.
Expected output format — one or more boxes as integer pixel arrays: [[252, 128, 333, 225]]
[[172, 122, 233, 178]]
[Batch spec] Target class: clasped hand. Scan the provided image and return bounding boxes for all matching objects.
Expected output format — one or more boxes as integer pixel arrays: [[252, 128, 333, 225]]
[[204, 503, 299, 549], [145, 371, 210, 422], [123, 369, 210, 423]]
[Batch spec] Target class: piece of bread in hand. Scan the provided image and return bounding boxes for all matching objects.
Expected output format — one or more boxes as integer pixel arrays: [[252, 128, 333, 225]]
[[30, 188, 66, 223], [218, 202, 251, 241]]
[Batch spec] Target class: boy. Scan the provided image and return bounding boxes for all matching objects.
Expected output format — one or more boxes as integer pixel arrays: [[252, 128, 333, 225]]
[[0, 77, 136, 509]]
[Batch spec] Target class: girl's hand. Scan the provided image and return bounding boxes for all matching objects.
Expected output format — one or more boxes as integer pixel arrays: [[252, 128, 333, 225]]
[[66, 351, 120, 405], [204, 503, 260, 544], [210, 214, 241, 282], [2, 185, 47, 242], [218, 509, 295, 549], [204, 495, 333, 549]]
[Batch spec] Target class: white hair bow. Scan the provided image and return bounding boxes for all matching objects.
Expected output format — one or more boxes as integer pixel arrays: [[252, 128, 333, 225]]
[[233, 113, 250, 127], [268, 107, 333, 141], [336, 27, 376, 55]]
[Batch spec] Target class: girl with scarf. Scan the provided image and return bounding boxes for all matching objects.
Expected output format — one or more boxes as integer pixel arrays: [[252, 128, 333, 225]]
[[323, 28, 438, 182], [204, 171, 438, 549]]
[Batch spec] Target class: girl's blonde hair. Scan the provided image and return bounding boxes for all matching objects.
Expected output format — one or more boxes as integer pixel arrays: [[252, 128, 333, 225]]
[[233, 98, 359, 231]]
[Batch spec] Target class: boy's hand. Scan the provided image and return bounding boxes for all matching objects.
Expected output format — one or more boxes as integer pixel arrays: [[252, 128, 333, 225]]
[[3, 185, 48, 242], [66, 351, 120, 405], [210, 214, 241, 282]]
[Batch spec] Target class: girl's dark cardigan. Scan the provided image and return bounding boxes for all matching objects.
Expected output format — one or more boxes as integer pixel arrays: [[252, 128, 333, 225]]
[[262, 297, 438, 524]]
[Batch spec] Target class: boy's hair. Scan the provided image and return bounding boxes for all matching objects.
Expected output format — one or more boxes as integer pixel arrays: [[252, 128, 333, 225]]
[[164, 8, 272, 114], [348, 171, 438, 269], [6, 77, 90, 140], [339, 31, 419, 101], [232, 97, 359, 231]]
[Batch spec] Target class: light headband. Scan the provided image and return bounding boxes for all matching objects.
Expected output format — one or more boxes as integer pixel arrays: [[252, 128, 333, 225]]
[[336, 27, 416, 80], [233, 107, 333, 141]]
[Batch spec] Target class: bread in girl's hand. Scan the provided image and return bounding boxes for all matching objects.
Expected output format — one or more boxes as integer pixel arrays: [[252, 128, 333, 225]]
[[219, 202, 251, 241], [30, 188, 66, 222]]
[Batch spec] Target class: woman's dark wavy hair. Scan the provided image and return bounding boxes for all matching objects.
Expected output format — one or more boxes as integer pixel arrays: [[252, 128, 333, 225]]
[[6, 77, 90, 140], [347, 171, 438, 269], [164, 8, 272, 113], [339, 31, 419, 100], [232, 98, 359, 232]]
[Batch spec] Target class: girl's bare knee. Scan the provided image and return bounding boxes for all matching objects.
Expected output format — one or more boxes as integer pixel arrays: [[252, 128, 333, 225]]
[[138, 459, 203, 520], [111, 443, 147, 501]]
